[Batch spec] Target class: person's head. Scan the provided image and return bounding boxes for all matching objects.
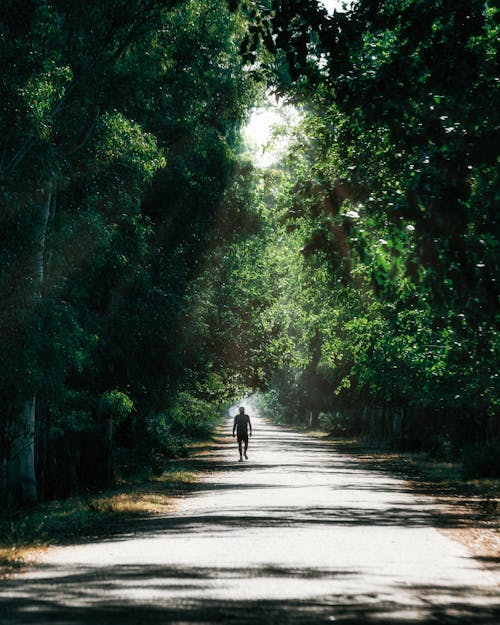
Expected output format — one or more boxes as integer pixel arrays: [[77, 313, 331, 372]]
[[239, 406, 245, 414]]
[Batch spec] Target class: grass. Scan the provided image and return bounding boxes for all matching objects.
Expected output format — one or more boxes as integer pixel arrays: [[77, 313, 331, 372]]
[[0, 459, 197, 577]]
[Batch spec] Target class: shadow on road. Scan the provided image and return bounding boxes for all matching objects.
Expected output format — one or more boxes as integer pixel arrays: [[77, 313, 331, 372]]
[[0, 562, 498, 624]]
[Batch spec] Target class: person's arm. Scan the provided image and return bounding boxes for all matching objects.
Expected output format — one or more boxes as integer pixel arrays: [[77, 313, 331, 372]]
[[232, 416, 236, 436], [248, 415, 252, 436]]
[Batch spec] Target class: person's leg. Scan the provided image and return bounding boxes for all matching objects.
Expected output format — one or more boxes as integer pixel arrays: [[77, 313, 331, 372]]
[[243, 435, 248, 459], [237, 435, 243, 460]]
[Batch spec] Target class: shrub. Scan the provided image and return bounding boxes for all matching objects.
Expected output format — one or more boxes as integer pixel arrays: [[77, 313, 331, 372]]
[[462, 442, 500, 478], [170, 392, 216, 437], [101, 390, 134, 425], [253, 390, 289, 423], [319, 411, 354, 436]]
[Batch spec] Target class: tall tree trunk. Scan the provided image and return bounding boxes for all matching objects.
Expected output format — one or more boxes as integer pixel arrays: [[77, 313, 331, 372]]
[[6, 183, 53, 507], [6, 397, 37, 507], [104, 415, 114, 488], [35, 183, 52, 295]]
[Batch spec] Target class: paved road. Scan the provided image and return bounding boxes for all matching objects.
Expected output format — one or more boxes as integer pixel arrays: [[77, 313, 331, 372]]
[[1, 408, 499, 624]]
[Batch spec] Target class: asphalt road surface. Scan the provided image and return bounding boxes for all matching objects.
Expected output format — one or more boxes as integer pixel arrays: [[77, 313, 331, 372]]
[[1, 408, 499, 624]]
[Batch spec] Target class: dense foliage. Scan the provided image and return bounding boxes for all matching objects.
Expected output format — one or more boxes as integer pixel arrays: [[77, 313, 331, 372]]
[[241, 0, 499, 471]]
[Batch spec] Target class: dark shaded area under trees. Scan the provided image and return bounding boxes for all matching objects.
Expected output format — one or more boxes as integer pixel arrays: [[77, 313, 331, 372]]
[[0, 0, 498, 510]]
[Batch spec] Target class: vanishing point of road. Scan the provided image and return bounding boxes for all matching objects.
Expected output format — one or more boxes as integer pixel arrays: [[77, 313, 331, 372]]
[[1, 409, 499, 624]]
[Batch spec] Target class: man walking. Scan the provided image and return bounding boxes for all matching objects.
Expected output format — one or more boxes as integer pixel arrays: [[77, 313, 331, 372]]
[[232, 406, 252, 461]]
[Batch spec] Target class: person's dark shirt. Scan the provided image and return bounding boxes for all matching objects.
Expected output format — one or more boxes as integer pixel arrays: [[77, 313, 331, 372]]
[[233, 413, 251, 436]]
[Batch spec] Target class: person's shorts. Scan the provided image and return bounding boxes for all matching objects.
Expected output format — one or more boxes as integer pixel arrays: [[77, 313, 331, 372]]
[[237, 433, 248, 444]]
